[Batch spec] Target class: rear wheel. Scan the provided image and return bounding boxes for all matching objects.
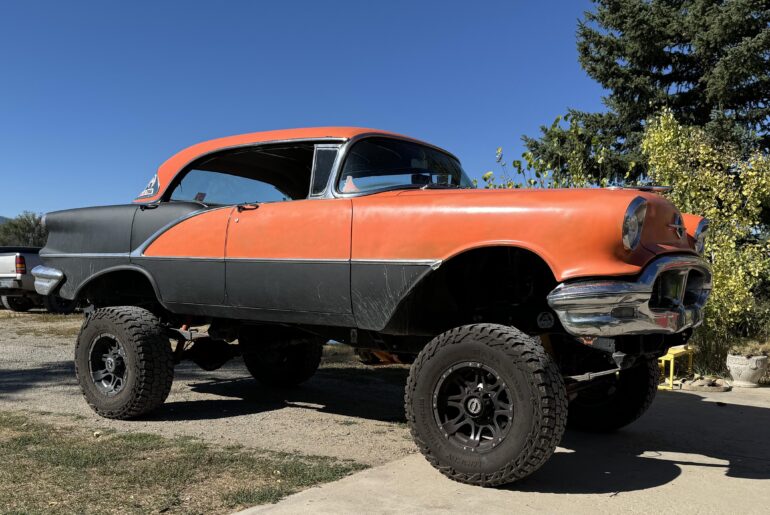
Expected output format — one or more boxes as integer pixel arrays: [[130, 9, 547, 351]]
[[406, 324, 567, 486], [43, 294, 77, 314], [75, 306, 174, 419], [567, 358, 659, 432], [1, 295, 33, 312], [240, 331, 323, 387]]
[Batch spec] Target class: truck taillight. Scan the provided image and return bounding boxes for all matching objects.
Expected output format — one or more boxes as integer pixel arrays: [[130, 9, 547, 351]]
[[15, 255, 26, 275]]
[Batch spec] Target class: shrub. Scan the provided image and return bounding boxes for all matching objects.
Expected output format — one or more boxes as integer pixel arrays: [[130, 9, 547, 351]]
[[642, 110, 770, 372]]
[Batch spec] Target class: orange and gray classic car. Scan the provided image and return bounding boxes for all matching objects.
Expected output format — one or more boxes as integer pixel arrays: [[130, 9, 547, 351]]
[[32, 127, 711, 486]]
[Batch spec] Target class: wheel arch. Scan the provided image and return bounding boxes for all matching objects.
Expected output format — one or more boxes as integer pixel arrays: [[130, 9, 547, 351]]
[[73, 265, 167, 309], [360, 244, 559, 336]]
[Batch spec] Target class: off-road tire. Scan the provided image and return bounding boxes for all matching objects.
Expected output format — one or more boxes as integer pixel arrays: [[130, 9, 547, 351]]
[[567, 358, 659, 432], [1, 295, 33, 312], [43, 294, 77, 314], [75, 306, 174, 419], [406, 324, 568, 487], [242, 339, 323, 387]]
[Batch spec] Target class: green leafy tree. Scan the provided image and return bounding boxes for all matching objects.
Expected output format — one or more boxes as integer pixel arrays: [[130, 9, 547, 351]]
[[642, 109, 770, 371], [522, 0, 770, 185], [0, 212, 48, 247]]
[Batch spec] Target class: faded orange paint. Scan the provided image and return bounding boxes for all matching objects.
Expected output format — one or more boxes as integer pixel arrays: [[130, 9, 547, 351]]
[[143, 207, 232, 258], [136, 128, 701, 284], [141, 187, 697, 283], [351, 188, 694, 281], [682, 212, 706, 250], [225, 199, 352, 260]]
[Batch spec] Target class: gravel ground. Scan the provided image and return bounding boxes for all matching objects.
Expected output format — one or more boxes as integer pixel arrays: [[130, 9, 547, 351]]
[[0, 310, 415, 466]]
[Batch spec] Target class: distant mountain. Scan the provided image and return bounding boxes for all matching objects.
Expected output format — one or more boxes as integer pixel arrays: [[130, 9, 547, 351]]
[[0, 216, 9, 225]]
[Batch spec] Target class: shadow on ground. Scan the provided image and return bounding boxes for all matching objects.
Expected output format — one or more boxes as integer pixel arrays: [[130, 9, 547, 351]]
[[513, 391, 770, 494], [2, 356, 769, 494], [0, 361, 76, 396], [163, 362, 410, 423], [167, 365, 770, 492]]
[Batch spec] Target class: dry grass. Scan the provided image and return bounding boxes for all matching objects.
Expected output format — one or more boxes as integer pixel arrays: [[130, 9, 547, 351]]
[[0, 411, 365, 514], [1, 311, 83, 339]]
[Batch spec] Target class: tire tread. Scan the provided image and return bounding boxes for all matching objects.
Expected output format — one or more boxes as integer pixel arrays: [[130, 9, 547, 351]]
[[75, 306, 174, 419], [405, 324, 568, 486]]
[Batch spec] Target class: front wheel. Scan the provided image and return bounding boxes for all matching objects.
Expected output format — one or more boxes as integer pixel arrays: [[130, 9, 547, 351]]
[[75, 306, 174, 419], [406, 324, 567, 486], [567, 358, 659, 432]]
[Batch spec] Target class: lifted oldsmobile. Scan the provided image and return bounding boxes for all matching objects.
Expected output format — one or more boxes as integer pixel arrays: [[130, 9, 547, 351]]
[[33, 128, 711, 486]]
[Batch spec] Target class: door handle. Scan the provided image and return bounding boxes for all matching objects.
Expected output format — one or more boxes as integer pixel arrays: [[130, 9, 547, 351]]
[[237, 203, 260, 212]]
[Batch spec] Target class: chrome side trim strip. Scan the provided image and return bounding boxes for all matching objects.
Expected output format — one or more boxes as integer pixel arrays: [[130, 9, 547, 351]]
[[38, 251, 442, 268], [352, 259, 443, 269], [40, 253, 130, 259], [132, 256, 441, 267]]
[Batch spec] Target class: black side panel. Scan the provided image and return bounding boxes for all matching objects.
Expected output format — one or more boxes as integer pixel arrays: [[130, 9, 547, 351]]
[[130, 202, 206, 251], [40, 205, 139, 300], [351, 263, 434, 331], [138, 258, 225, 305], [48, 257, 132, 299], [43, 205, 137, 255], [164, 301, 355, 327], [226, 261, 351, 313]]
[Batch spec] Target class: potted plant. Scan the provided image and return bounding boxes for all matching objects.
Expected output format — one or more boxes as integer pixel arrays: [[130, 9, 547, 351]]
[[726, 343, 769, 388]]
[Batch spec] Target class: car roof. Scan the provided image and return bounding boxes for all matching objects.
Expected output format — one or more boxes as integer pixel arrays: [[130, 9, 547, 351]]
[[137, 127, 441, 203]]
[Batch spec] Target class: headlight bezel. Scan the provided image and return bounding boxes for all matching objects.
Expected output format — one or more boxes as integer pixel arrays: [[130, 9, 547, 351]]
[[694, 218, 709, 255], [622, 196, 648, 251]]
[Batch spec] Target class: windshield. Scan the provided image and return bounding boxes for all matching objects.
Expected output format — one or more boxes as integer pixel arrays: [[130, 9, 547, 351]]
[[337, 137, 473, 194]]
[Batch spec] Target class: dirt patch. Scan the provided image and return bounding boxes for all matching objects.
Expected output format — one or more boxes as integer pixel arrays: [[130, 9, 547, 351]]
[[0, 312, 416, 468], [0, 310, 82, 339], [0, 411, 364, 514]]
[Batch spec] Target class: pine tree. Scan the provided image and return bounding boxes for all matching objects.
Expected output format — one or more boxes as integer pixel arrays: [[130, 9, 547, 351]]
[[523, 0, 770, 184]]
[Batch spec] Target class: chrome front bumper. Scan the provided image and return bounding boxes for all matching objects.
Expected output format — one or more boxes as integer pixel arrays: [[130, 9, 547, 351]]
[[31, 266, 64, 296], [547, 255, 712, 337]]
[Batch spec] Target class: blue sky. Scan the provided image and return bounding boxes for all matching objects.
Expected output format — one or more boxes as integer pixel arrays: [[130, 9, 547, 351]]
[[0, 0, 605, 217]]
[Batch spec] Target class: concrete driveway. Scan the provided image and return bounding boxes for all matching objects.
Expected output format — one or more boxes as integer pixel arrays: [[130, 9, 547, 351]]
[[243, 387, 770, 514]]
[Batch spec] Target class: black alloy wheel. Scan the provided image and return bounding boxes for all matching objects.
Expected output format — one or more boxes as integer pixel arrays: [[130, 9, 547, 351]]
[[406, 324, 567, 486], [432, 362, 514, 453], [88, 333, 128, 396]]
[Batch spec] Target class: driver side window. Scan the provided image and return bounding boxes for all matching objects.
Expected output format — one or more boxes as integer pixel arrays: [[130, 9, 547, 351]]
[[168, 143, 315, 205], [170, 169, 289, 205]]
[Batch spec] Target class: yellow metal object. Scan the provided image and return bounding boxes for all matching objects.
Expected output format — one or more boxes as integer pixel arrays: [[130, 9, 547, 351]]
[[658, 344, 694, 390]]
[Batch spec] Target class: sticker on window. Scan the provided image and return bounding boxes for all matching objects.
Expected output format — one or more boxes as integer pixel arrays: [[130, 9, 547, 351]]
[[194, 192, 207, 202], [137, 174, 159, 198]]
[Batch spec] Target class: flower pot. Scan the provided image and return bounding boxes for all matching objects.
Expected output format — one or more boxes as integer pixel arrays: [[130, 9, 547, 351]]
[[726, 354, 769, 388]]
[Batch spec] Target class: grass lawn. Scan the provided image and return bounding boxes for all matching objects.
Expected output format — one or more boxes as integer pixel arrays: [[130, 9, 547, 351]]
[[0, 411, 365, 514]]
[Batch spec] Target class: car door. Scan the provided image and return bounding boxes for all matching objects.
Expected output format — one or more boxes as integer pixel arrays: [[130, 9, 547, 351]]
[[224, 197, 353, 324]]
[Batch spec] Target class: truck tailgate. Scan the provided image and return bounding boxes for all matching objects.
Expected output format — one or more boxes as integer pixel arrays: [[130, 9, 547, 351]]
[[0, 248, 41, 290], [0, 253, 19, 279]]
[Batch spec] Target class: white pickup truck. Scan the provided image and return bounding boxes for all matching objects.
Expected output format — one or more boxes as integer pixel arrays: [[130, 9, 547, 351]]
[[0, 247, 75, 313]]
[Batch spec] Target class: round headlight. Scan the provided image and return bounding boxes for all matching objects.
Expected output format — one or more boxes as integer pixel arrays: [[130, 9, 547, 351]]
[[622, 197, 647, 251], [694, 218, 709, 255]]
